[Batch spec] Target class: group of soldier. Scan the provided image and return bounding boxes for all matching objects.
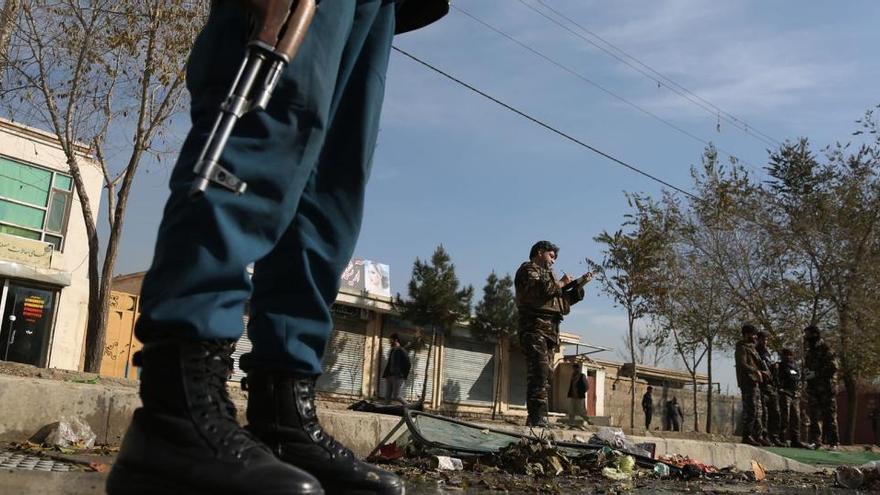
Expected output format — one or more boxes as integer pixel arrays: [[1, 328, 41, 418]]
[[735, 323, 839, 449]]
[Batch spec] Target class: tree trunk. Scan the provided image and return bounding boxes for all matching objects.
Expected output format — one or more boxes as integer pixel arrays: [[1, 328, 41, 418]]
[[692, 373, 699, 432], [628, 314, 636, 430], [843, 375, 858, 445], [419, 326, 436, 404], [706, 337, 713, 433], [492, 338, 503, 420]]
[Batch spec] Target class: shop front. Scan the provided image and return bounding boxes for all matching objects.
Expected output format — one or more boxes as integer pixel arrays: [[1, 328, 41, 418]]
[[0, 279, 58, 367]]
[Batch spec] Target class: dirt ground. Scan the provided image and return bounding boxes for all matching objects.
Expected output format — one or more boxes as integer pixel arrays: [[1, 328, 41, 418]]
[[387, 459, 848, 494]]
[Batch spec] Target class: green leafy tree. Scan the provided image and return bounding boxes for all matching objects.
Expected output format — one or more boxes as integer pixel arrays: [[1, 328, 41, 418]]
[[397, 245, 473, 402], [472, 271, 516, 418], [765, 118, 880, 442], [589, 196, 671, 429], [472, 272, 517, 340], [1, 0, 206, 372]]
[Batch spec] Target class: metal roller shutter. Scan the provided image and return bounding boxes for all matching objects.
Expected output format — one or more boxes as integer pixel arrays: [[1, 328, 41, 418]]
[[316, 321, 367, 396], [230, 315, 251, 382], [508, 348, 527, 407], [441, 338, 495, 405], [378, 335, 435, 403]]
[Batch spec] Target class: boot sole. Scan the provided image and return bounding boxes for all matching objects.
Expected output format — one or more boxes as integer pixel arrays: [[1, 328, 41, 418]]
[[107, 463, 216, 495], [108, 463, 324, 495]]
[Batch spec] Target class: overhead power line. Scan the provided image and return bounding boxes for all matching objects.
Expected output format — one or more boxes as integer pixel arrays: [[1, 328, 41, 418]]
[[522, 0, 783, 148], [451, 4, 761, 175], [391, 46, 699, 202]]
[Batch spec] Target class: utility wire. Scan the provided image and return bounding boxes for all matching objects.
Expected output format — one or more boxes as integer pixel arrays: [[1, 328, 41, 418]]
[[521, 0, 782, 148], [391, 46, 699, 201], [451, 4, 762, 175]]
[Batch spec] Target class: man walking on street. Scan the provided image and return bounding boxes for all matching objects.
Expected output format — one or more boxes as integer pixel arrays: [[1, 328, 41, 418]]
[[382, 334, 411, 403], [735, 324, 768, 446], [804, 325, 840, 450], [756, 331, 783, 446], [777, 348, 807, 448], [642, 386, 654, 430], [515, 240, 591, 427], [107, 2, 449, 494]]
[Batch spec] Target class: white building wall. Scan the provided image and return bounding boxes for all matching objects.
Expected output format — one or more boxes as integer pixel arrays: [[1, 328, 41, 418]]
[[0, 118, 102, 370]]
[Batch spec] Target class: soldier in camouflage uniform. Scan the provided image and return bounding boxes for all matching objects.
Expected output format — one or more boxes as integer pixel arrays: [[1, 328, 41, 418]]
[[756, 331, 783, 446], [515, 240, 590, 427], [777, 348, 808, 448], [735, 324, 769, 446], [803, 325, 840, 449]]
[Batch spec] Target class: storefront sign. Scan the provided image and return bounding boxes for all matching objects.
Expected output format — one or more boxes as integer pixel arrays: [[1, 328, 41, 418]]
[[23, 295, 46, 323], [340, 258, 391, 298], [0, 233, 53, 269]]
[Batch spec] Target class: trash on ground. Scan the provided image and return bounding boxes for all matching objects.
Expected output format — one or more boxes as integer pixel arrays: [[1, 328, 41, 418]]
[[658, 453, 719, 476], [601, 466, 631, 480], [750, 460, 766, 481], [31, 417, 96, 449], [652, 462, 671, 477], [435, 455, 463, 471], [590, 427, 651, 458]]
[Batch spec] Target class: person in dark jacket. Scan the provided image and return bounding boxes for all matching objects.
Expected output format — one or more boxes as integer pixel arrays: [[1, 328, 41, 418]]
[[777, 348, 808, 448], [756, 331, 783, 446], [566, 363, 591, 425], [642, 386, 655, 430], [665, 397, 683, 431], [383, 334, 411, 403]]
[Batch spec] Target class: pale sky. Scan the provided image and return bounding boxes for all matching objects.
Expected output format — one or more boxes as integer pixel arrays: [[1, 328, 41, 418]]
[[107, 0, 880, 393]]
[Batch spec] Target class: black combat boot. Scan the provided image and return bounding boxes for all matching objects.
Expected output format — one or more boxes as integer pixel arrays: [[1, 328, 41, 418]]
[[106, 340, 322, 495], [243, 368, 405, 495]]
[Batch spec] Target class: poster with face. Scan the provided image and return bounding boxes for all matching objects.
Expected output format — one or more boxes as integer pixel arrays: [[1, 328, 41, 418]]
[[363, 260, 391, 297]]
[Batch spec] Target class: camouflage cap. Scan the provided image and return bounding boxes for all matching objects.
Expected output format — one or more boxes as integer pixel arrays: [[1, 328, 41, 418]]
[[530, 240, 559, 259]]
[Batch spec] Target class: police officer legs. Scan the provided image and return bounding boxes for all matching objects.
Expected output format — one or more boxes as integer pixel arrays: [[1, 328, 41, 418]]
[[106, 2, 446, 493]]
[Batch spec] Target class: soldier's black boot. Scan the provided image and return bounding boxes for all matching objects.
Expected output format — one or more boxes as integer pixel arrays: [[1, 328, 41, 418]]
[[106, 340, 322, 495], [243, 368, 405, 495]]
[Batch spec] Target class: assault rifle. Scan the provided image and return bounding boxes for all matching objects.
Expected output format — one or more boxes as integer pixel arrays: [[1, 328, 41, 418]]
[[561, 271, 592, 301], [190, 0, 317, 197]]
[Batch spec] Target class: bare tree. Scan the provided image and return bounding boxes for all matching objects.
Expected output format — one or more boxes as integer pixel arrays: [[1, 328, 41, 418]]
[[2, 0, 207, 372]]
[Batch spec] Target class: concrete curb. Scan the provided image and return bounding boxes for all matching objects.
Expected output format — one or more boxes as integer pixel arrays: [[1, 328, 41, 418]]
[[0, 375, 816, 472]]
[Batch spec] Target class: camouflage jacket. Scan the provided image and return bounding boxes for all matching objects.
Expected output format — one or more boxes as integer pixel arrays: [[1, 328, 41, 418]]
[[514, 261, 584, 341], [804, 339, 837, 386], [514, 261, 584, 317], [734, 339, 763, 388]]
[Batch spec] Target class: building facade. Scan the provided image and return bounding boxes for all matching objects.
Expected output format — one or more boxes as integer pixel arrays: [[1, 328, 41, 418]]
[[0, 118, 101, 370]]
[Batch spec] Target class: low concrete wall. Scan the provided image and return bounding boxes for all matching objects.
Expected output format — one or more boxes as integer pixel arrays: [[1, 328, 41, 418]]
[[0, 374, 399, 458], [0, 374, 811, 472]]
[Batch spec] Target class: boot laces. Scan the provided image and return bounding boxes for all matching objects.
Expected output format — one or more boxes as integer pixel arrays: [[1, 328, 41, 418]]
[[190, 342, 262, 457], [296, 378, 353, 459]]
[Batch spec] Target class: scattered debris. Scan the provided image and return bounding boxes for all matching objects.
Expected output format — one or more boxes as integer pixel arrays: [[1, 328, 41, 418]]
[[658, 453, 719, 475], [435, 456, 463, 471], [750, 460, 766, 481], [835, 460, 880, 490], [30, 417, 96, 449]]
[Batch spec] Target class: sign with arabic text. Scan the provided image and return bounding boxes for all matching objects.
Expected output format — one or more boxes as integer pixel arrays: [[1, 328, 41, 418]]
[[0, 233, 53, 268]]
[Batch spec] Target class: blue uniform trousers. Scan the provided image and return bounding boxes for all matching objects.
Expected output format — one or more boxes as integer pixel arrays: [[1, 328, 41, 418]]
[[135, 0, 396, 375]]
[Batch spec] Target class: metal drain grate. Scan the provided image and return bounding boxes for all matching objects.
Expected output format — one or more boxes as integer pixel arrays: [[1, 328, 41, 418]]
[[0, 451, 78, 472]]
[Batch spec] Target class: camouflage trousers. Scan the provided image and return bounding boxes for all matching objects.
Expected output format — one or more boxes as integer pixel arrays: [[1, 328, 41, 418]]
[[807, 384, 839, 446], [740, 384, 763, 439], [778, 392, 801, 444], [760, 385, 781, 440], [519, 329, 556, 420]]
